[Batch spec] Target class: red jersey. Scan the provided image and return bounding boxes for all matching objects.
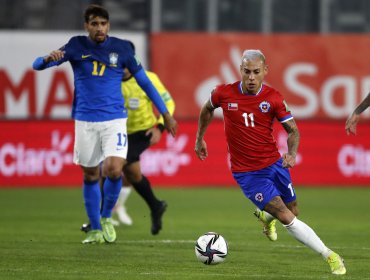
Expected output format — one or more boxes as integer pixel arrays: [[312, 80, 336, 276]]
[[210, 82, 293, 172]]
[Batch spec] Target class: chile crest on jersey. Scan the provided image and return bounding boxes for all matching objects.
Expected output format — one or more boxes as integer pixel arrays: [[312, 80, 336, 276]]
[[259, 101, 271, 113]]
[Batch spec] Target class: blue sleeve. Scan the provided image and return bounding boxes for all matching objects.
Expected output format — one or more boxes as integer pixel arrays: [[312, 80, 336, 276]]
[[32, 40, 71, 70], [134, 68, 168, 114], [32, 56, 63, 70]]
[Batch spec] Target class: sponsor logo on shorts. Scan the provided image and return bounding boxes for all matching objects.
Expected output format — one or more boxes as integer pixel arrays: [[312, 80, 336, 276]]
[[255, 192, 264, 202]]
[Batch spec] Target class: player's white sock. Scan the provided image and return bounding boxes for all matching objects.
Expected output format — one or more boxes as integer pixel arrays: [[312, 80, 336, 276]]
[[284, 217, 331, 258], [117, 186, 132, 207], [114, 186, 133, 225]]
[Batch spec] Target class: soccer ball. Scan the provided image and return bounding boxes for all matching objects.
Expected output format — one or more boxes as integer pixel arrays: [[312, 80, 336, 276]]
[[194, 232, 228, 265]]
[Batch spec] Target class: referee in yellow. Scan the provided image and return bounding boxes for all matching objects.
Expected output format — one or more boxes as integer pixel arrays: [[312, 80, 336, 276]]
[[115, 67, 175, 234]]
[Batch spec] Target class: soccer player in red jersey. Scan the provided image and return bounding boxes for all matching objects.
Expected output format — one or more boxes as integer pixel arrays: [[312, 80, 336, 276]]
[[195, 49, 346, 275]]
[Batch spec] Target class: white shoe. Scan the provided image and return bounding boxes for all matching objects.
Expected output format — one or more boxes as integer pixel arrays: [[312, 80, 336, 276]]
[[115, 205, 133, 225], [111, 218, 120, 226]]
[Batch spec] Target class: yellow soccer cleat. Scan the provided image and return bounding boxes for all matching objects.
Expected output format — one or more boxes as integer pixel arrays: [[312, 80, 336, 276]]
[[254, 208, 277, 241], [326, 251, 346, 275], [101, 217, 117, 243], [82, 230, 105, 244]]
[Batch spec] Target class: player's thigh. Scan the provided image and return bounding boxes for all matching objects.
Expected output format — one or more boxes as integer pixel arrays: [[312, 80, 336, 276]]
[[73, 120, 103, 167], [101, 118, 128, 160], [233, 172, 280, 210]]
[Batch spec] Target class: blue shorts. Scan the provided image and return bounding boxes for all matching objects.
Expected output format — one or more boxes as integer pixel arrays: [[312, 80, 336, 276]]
[[232, 158, 297, 210]]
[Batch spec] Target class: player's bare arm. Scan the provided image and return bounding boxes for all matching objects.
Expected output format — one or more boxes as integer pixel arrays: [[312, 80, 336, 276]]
[[146, 126, 162, 145], [195, 100, 214, 161], [281, 119, 300, 168], [345, 92, 370, 135], [162, 112, 178, 137], [44, 50, 65, 63]]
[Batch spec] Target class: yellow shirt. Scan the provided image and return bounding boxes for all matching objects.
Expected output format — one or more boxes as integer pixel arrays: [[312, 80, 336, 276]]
[[122, 71, 175, 134]]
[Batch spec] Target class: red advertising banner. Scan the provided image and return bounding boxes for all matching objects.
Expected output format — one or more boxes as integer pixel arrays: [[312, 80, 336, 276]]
[[151, 33, 370, 121], [0, 120, 369, 187]]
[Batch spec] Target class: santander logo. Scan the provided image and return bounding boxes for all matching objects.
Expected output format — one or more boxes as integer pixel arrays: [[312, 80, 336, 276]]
[[195, 46, 243, 119]]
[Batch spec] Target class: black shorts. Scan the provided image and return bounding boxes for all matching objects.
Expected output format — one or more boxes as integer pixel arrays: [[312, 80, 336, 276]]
[[126, 130, 151, 164]]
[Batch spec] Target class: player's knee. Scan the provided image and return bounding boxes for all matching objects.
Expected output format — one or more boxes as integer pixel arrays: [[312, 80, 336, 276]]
[[103, 164, 121, 179], [291, 207, 299, 217], [81, 166, 100, 182], [287, 202, 299, 217]]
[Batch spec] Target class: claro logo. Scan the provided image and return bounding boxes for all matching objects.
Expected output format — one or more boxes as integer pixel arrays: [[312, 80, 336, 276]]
[[141, 134, 191, 176], [338, 144, 370, 177], [0, 130, 73, 176]]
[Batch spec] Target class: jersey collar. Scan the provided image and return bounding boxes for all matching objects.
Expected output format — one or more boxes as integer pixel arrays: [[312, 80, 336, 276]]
[[87, 35, 110, 48], [239, 82, 263, 96]]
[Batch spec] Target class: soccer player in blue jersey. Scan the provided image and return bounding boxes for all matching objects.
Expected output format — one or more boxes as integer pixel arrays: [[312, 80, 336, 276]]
[[32, 5, 177, 244]]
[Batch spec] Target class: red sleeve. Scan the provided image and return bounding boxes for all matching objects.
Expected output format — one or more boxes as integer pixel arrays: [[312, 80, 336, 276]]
[[210, 85, 223, 108], [274, 91, 293, 122]]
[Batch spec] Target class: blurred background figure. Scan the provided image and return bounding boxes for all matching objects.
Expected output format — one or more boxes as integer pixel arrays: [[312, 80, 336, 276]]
[[115, 67, 175, 234]]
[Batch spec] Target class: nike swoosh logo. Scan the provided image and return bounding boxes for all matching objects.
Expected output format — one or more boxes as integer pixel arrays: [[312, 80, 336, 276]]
[[81, 54, 92, 59]]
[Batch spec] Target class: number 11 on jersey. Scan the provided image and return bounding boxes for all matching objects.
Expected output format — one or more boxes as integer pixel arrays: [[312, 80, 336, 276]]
[[242, 112, 255, 127]]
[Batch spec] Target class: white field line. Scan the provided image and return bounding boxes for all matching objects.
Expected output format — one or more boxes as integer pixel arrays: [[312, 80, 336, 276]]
[[120, 239, 370, 251]]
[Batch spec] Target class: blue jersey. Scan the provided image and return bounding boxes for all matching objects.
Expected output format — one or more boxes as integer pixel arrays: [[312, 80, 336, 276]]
[[33, 36, 143, 121]]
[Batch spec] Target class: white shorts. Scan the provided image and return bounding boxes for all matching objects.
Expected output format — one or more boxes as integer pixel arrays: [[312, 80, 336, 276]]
[[73, 118, 128, 167]]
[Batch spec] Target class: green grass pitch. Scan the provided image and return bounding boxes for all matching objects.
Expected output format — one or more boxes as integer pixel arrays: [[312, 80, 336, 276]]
[[0, 186, 369, 279]]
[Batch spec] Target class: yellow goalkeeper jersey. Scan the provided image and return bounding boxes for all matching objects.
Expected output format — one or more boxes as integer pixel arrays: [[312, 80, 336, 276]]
[[122, 71, 175, 134]]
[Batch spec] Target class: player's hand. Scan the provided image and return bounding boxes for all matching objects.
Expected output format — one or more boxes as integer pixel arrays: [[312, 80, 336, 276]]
[[195, 139, 208, 161], [345, 113, 360, 135], [44, 50, 65, 63], [146, 126, 162, 145], [163, 113, 178, 137], [282, 153, 296, 168]]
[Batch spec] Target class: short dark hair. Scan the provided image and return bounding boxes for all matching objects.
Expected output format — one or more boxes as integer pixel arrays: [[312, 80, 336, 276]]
[[84, 5, 109, 23]]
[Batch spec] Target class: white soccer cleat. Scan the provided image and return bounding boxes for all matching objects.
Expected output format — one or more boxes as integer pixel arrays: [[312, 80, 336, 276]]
[[115, 205, 133, 226], [111, 218, 120, 226]]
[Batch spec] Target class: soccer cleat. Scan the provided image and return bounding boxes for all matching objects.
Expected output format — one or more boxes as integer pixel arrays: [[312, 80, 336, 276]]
[[254, 208, 277, 241], [151, 201, 167, 235], [80, 223, 91, 233], [326, 251, 346, 275], [115, 205, 133, 226], [101, 217, 117, 243], [82, 230, 105, 244], [111, 218, 120, 226]]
